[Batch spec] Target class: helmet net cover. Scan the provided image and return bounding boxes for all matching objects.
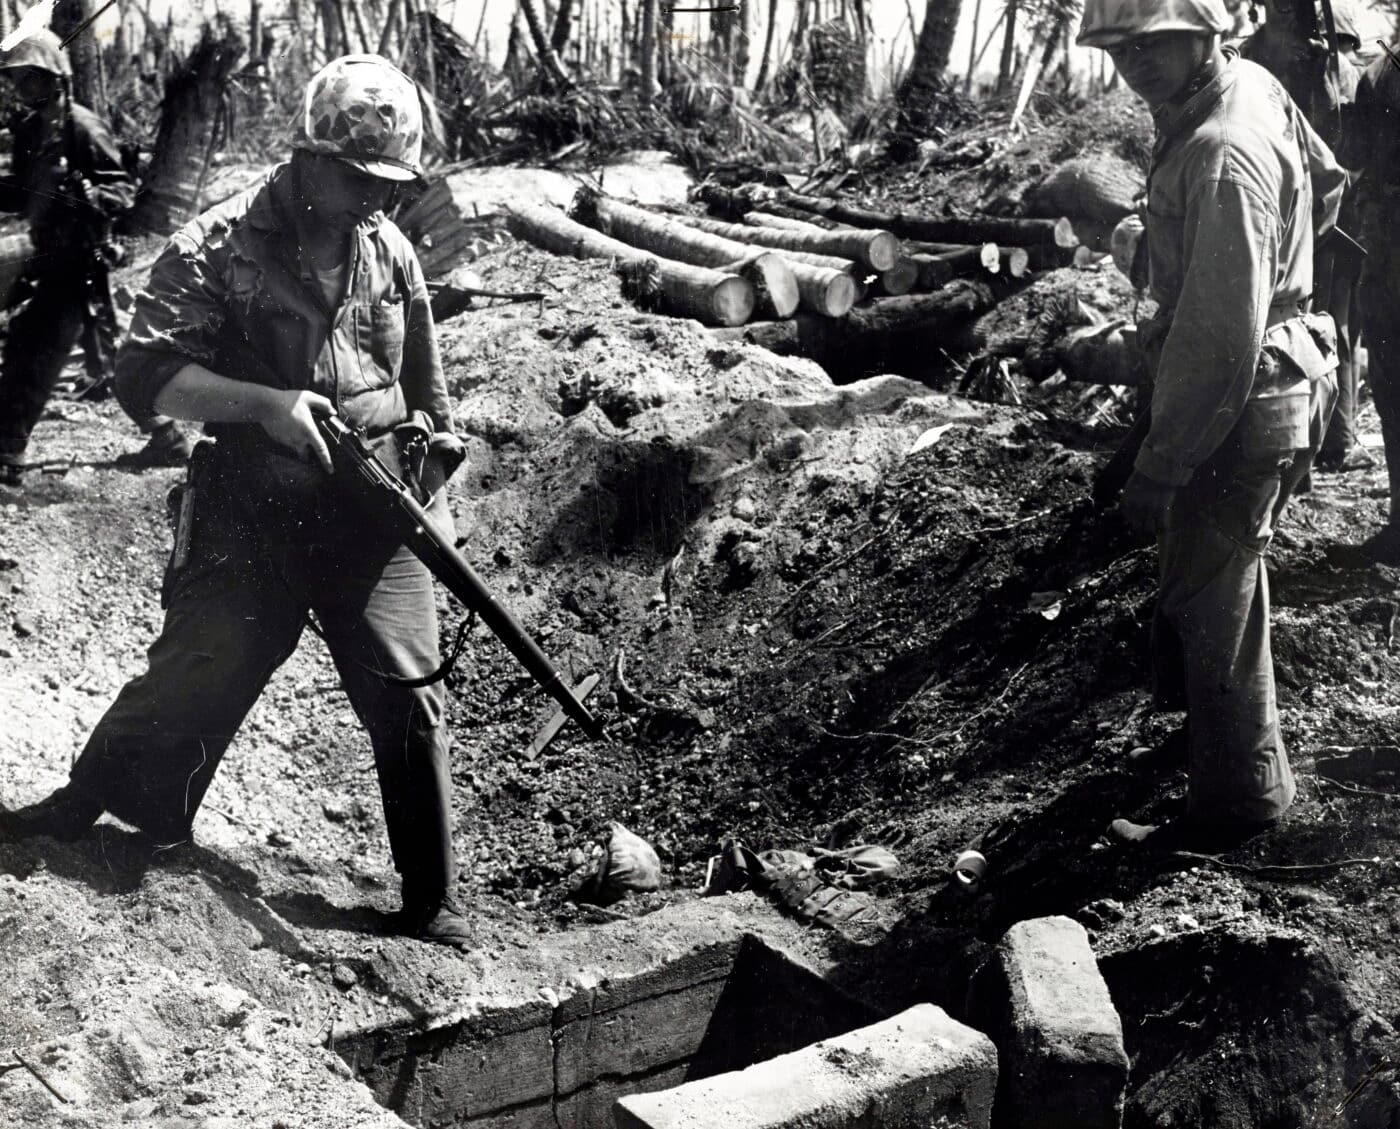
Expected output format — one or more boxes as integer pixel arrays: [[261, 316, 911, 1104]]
[[1077, 0, 1233, 47], [0, 29, 72, 79], [293, 54, 423, 182]]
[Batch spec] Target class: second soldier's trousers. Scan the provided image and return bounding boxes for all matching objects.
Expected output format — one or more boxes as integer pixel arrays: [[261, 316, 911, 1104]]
[[1151, 371, 1335, 824]]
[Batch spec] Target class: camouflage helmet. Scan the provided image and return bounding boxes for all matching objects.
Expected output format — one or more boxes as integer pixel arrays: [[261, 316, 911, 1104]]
[[1328, 0, 1363, 50], [1077, 0, 1232, 47], [293, 54, 423, 182], [0, 29, 72, 79]]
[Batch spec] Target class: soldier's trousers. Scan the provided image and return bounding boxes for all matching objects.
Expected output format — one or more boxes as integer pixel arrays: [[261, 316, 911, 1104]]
[[66, 472, 457, 901], [1315, 241, 1363, 459], [1151, 376, 1334, 824], [1360, 271, 1400, 520], [0, 272, 170, 465]]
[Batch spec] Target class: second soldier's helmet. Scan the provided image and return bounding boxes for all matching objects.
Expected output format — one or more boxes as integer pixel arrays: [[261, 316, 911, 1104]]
[[1329, 0, 1363, 51], [1077, 0, 1233, 47], [293, 54, 423, 182], [0, 29, 72, 79]]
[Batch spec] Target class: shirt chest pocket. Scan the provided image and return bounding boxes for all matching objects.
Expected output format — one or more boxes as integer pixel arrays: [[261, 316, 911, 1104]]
[[352, 298, 406, 389]]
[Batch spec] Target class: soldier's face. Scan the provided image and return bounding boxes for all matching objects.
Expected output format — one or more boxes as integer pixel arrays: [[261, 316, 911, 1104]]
[[3, 67, 58, 109], [1107, 31, 1214, 109], [295, 153, 395, 233]]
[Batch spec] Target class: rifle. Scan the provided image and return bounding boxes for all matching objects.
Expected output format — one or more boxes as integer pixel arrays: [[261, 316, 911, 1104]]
[[60, 84, 120, 399], [316, 414, 606, 742], [1288, 0, 1341, 134]]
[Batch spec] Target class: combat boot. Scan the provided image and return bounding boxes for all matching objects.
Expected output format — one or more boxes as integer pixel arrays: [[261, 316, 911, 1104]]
[[0, 785, 102, 841], [399, 891, 473, 949]]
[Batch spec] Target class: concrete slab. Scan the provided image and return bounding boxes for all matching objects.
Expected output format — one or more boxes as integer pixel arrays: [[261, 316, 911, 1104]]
[[612, 1003, 997, 1129], [975, 915, 1128, 1129]]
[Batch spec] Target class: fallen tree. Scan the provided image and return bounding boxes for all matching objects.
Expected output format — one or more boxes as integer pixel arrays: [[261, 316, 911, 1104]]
[[710, 281, 996, 381], [568, 189, 804, 319], [506, 202, 754, 327]]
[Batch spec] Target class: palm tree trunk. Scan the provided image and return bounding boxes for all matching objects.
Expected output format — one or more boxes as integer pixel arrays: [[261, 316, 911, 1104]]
[[997, 0, 1018, 92], [754, 0, 780, 91], [640, 0, 657, 104], [519, 0, 572, 86], [53, 0, 108, 116], [550, 0, 575, 54]]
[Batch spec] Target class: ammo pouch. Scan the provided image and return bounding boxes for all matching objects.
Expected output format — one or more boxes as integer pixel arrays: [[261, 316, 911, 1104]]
[[1236, 313, 1339, 458]]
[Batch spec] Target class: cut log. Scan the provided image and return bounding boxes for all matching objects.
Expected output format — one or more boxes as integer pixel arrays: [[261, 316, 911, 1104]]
[[1055, 216, 1117, 255], [506, 202, 754, 326], [874, 258, 919, 296], [666, 210, 898, 271], [742, 209, 832, 232], [716, 253, 802, 319], [573, 192, 849, 318], [773, 190, 1065, 250], [741, 208, 914, 297], [710, 281, 996, 382]]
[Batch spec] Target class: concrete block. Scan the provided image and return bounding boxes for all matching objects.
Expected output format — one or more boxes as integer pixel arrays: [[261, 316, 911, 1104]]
[[612, 1003, 997, 1129], [978, 915, 1128, 1129]]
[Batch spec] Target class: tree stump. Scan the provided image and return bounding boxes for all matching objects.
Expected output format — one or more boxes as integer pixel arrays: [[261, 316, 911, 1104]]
[[126, 25, 245, 236]]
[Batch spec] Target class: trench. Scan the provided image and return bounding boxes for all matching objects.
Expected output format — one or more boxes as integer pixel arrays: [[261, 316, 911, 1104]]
[[335, 933, 876, 1129]]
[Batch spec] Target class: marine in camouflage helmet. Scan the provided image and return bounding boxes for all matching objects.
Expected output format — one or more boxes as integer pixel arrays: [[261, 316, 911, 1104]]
[[294, 54, 423, 182], [0, 28, 72, 79], [1076, 0, 1233, 48]]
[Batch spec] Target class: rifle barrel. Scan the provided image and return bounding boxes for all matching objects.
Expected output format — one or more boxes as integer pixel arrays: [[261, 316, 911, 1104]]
[[321, 417, 605, 739]]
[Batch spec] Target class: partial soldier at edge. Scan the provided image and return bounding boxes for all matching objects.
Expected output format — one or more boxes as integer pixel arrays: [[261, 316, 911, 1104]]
[[0, 28, 189, 485]]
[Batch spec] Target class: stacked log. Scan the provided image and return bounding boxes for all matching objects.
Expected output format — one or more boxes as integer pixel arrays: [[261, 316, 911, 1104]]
[[570, 190, 810, 319], [506, 203, 754, 327], [710, 281, 996, 382], [695, 183, 1080, 278], [572, 191, 855, 318], [672, 212, 898, 272], [739, 211, 918, 296]]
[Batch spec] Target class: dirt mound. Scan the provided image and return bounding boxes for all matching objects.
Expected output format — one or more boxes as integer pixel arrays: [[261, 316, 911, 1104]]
[[3, 166, 1400, 1126]]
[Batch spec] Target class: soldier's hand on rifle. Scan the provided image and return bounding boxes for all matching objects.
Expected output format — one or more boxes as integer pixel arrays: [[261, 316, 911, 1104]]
[[257, 389, 335, 474], [1119, 469, 1176, 536]]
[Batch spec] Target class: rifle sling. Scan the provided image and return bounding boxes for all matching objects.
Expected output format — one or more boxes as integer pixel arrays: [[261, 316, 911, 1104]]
[[302, 605, 475, 689]]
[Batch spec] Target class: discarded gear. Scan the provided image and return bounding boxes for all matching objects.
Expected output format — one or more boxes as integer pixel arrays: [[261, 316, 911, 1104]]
[[570, 822, 662, 906]]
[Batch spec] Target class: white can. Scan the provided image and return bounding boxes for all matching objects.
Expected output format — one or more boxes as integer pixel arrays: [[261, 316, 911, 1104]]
[[952, 848, 987, 890]]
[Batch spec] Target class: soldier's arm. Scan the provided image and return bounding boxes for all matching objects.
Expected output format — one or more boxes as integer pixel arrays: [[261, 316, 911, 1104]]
[[71, 110, 134, 217], [1136, 175, 1280, 486], [1296, 101, 1346, 236], [115, 233, 226, 420], [397, 249, 454, 435]]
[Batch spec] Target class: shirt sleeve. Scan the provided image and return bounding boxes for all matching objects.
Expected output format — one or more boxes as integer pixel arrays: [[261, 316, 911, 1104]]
[[398, 249, 454, 434], [115, 232, 228, 420], [74, 111, 135, 218], [1136, 176, 1279, 486], [1296, 105, 1346, 237]]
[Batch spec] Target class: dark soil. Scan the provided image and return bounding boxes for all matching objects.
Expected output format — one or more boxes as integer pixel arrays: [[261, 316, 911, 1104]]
[[1, 153, 1398, 1126]]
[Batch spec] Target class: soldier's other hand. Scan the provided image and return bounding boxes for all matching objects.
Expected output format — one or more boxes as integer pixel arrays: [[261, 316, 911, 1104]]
[[258, 389, 335, 474], [1119, 470, 1176, 536]]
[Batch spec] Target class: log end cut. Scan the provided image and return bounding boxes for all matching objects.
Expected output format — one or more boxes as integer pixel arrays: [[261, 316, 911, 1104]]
[[867, 230, 900, 272], [709, 274, 757, 326], [820, 272, 858, 318]]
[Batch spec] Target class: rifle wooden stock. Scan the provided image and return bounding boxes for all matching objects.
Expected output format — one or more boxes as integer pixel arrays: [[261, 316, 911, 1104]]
[[317, 416, 605, 740]]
